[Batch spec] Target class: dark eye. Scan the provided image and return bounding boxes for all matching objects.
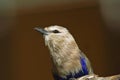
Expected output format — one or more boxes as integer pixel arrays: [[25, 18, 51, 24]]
[[52, 30, 60, 33]]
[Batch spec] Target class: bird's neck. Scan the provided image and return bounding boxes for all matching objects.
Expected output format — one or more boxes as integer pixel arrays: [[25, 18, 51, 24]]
[[47, 39, 82, 77]]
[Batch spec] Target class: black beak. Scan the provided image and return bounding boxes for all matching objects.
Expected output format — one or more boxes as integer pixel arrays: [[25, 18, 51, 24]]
[[34, 27, 48, 35]]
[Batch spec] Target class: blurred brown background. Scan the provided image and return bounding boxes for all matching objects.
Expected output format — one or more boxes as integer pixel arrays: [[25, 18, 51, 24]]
[[0, 0, 120, 80]]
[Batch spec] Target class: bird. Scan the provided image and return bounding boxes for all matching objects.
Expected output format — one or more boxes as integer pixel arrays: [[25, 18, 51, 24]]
[[35, 25, 93, 80]]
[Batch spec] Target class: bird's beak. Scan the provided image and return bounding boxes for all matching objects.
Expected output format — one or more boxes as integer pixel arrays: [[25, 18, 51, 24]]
[[34, 27, 49, 35]]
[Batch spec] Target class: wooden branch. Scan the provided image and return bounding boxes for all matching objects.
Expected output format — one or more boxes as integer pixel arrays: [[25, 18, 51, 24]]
[[75, 74, 120, 80]]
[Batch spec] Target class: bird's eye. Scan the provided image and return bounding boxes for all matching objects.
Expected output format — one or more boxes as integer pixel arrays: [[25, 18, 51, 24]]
[[52, 30, 60, 33]]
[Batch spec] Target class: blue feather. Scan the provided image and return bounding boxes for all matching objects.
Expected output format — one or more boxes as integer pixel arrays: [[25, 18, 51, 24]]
[[80, 57, 88, 75], [53, 57, 88, 80]]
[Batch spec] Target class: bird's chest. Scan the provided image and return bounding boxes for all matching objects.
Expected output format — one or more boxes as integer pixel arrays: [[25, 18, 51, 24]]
[[52, 56, 89, 79], [52, 57, 81, 77], [53, 59, 88, 80]]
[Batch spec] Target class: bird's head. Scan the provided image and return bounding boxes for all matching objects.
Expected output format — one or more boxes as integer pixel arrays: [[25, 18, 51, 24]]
[[35, 25, 71, 44], [35, 25, 79, 56]]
